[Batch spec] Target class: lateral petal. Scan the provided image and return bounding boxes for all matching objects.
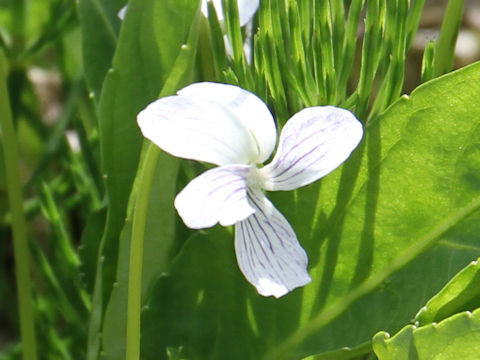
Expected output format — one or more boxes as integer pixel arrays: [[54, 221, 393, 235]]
[[261, 106, 363, 191], [234, 189, 311, 298], [137, 93, 258, 165], [174, 165, 255, 229], [178, 82, 277, 163]]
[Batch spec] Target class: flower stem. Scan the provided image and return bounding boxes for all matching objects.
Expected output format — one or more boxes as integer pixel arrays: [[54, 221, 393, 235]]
[[125, 143, 160, 360], [0, 54, 37, 360]]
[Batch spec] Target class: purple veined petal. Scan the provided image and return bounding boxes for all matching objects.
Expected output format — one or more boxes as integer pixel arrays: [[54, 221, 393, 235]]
[[137, 92, 259, 166], [174, 165, 255, 229], [260, 106, 363, 191], [234, 188, 311, 298], [178, 82, 276, 164], [201, 0, 260, 27]]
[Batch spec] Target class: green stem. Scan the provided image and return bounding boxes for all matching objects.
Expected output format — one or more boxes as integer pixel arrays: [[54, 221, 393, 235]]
[[125, 143, 160, 360], [0, 55, 37, 360], [124, 13, 199, 357], [433, 0, 465, 77]]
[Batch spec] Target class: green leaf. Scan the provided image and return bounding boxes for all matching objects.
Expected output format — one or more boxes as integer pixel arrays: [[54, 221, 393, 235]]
[[86, 0, 200, 359], [373, 308, 480, 360], [101, 152, 180, 360], [97, 0, 200, 274], [141, 228, 257, 360], [98, 4, 200, 358], [77, 0, 123, 101], [415, 257, 480, 325], [79, 207, 107, 295], [140, 62, 480, 360]]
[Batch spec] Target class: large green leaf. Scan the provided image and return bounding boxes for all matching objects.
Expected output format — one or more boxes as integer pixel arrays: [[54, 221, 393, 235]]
[[141, 62, 480, 359], [142, 228, 257, 360], [373, 308, 480, 359], [86, 0, 201, 359]]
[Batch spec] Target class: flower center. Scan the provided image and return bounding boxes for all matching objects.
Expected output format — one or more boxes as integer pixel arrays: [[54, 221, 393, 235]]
[[246, 166, 268, 190]]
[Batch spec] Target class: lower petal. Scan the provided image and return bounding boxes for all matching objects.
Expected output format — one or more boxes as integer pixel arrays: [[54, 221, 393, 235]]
[[175, 165, 255, 229], [234, 189, 311, 297]]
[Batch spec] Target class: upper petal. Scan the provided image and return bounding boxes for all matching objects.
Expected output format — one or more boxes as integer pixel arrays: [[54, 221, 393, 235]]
[[178, 82, 276, 163], [260, 106, 363, 191], [201, 0, 260, 26], [174, 165, 255, 229], [137, 92, 259, 165], [234, 189, 311, 298]]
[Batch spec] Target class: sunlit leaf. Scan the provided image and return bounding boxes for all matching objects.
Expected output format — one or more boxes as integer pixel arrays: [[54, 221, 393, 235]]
[[415, 258, 480, 325], [373, 308, 480, 360]]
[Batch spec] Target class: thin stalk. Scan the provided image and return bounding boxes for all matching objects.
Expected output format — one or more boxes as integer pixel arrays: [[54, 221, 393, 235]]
[[337, 0, 365, 102], [370, 0, 408, 119], [406, 0, 427, 49], [421, 40, 436, 83], [355, 0, 384, 121], [316, 0, 336, 103], [433, 0, 465, 77], [125, 143, 160, 360], [0, 55, 37, 360], [198, 16, 216, 81], [207, 1, 228, 77]]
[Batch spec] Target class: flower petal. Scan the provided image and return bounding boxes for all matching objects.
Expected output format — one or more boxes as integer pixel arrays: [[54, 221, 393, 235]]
[[236, 0, 260, 26], [118, 5, 127, 20], [178, 82, 277, 163], [260, 106, 363, 191], [137, 92, 259, 165], [201, 0, 259, 26], [234, 189, 311, 297], [175, 165, 255, 229]]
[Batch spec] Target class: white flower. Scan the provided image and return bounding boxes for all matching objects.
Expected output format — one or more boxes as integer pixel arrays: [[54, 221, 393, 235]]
[[137, 82, 363, 297], [118, 0, 259, 25]]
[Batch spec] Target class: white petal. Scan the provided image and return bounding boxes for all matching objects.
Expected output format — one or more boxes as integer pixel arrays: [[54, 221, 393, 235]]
[[179, 82, 276, 163], [234, 189, 311, 298], [137, 93, 259, 165], [201, 0, 259, 26], [118, 5, 127, 20], [260, 106, 363, 191], [237, 0, 260, 26], [174, 165, 255, 229]]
